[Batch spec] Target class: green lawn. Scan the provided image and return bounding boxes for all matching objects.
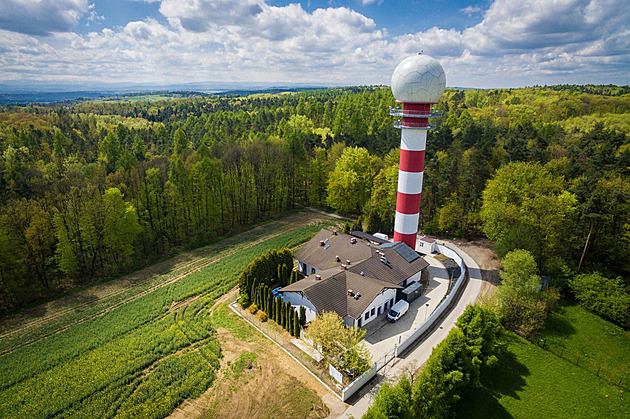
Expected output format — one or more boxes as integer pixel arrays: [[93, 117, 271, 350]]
[[455, 333, 629, 418], [538, 300, 630, 387]]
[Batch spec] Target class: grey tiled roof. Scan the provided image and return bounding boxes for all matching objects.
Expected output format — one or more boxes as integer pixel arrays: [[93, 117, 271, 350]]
[[281, 270, 401, 319], [284, 229, 429, 320], [293, 229, 373, 271], [294, 229, 428, 286]]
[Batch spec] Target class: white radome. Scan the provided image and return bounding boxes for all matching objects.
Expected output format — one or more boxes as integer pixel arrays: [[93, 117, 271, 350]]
[[391, 54, 446, 103]]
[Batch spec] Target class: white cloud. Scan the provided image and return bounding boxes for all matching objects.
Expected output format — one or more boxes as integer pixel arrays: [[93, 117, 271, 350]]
[[0, 0, 89, 36], [460, 6, 482, 16], [0, 0, 627, 87], [391, 0, 629, 86]]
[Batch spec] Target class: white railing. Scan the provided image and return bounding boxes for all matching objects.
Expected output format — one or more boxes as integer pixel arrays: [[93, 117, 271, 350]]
[[389, 106, 443, 118]]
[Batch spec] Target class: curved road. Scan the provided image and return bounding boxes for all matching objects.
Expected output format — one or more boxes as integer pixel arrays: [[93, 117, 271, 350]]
[[339, 240, 483, 418]]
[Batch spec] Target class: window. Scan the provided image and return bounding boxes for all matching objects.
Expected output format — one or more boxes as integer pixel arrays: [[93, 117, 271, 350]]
[[365, 312, 369, 320], [378, 306, 382, 315], [371, 308, 375, 316]]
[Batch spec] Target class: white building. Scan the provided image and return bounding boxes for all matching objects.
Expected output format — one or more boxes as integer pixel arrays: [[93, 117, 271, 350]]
[[281, 229, 428, 328]]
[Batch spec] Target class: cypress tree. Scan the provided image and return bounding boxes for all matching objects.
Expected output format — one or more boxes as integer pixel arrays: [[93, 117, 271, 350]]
[[277, 264, 283, 286], [282, 263, 289, 285], [293, 310, 300, 337], [280, 301, 286, 328], [275, 298, 281, 322], [284, 304, 291, 330], [299, 306, 306, 326], [267, 291, 273, 318]]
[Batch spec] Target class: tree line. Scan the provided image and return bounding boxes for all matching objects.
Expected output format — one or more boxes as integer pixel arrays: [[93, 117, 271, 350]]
[[0, 85, 628, 312]]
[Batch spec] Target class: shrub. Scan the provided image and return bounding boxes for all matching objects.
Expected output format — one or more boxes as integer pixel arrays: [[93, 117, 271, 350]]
[[570, 272, 630, 327], [239, 293, 250, 308], [259, 311, 268, 322], [495, 249, 559, 338], [248, 304, 258, 314]]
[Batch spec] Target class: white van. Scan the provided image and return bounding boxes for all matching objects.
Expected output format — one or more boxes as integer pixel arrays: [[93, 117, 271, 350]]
[[387, 300, 409, 322]]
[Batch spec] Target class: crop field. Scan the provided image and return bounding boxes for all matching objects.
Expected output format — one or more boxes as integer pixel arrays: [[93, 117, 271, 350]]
[[454, 333, 629, 418], [0, 212, 337, 418]]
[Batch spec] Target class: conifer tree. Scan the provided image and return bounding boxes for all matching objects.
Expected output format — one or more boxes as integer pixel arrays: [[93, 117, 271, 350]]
[[266, 289, 273, 315], [277, 264, 283, 286], [299, 306, 306, 326], [293, 310, 300, 337]]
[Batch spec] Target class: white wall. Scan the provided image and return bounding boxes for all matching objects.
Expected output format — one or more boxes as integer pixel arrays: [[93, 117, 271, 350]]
[[394, 243, 466, 357], [297, 261, 317, 276], [406, 271, 421, 285], [282, 292, 317, 322], [358, 288, 397, 327]]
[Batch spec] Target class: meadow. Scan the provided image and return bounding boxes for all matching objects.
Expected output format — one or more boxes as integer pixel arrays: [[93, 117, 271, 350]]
[[537, 300, 630, 388], [0, 212, 335, 418], [454, 332, 629, 418]]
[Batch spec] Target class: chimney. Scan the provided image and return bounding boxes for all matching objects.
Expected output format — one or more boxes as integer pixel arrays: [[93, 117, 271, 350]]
[[315, 275, 321, 280], [346, 259, 351, 265], [347, 289, 354, 296], [319, 240, 325, 246], [335, 255, 341, 262], [341, 264, 346, 270]]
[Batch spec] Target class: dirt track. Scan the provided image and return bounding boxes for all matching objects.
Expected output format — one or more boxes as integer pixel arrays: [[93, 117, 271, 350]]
[[449, 237, 501, 298]]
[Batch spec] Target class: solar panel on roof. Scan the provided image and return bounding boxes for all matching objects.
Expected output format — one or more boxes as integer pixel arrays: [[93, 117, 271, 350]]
[[394, 243, 420, 262]]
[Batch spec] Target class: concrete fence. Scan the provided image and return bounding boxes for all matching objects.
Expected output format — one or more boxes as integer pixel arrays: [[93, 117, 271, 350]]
[[342, 363, 377, 401], [394, 243, 468, 357]]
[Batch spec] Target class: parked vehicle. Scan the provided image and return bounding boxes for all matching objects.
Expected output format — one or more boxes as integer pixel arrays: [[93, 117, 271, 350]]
[[387, 300, 409, 322]]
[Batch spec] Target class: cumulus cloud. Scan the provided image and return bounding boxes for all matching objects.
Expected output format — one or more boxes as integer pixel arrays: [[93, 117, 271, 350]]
[[0, 0, 627, 87], [0, 0, 89, 36], [392, 0, 629, 86]]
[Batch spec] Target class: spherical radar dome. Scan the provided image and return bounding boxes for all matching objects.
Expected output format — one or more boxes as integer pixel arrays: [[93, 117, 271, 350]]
[[391, 54, 446, 103]]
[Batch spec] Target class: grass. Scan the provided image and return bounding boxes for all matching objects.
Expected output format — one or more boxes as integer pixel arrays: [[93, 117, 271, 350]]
[[537, 300, 630, 387], [454, 333, 629, 418], [0, 215, 336, 418]]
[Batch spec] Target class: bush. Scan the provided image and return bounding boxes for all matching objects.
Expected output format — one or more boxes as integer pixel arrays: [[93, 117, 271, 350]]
[[248, 304, 258, 314], [495, 249, 559, 338], [259, 311, 268, 322], [239, 293, 250, 308], [570, 272, 630, 327]]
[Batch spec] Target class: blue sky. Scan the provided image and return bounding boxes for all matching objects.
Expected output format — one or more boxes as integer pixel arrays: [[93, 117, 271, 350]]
[[0, 0, 627, 88]]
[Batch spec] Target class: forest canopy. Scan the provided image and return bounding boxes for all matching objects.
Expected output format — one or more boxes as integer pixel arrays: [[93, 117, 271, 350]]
[[0, 85, 628, 311]]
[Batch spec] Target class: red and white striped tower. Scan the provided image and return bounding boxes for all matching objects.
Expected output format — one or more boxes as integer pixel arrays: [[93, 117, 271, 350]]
[[390, 54, 446, 249]]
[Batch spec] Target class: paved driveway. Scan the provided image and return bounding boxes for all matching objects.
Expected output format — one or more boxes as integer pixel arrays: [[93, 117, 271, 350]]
[[340, 241, 484, 418], [362, 255, 449, 362]]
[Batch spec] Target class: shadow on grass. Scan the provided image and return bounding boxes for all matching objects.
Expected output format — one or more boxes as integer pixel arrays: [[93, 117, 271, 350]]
[[454, 335, 530, 418], [540, 308, 577, 338]]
